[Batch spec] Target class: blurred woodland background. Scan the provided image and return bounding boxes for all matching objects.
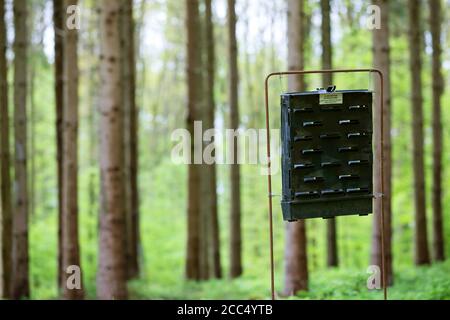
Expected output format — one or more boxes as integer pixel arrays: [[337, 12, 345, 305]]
[[0, 0, 449, 300]]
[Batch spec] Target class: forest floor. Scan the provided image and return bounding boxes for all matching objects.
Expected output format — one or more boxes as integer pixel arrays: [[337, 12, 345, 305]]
[[129, 259, 450, 300]]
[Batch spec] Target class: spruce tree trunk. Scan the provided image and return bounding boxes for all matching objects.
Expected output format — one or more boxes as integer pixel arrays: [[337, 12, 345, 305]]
[[228, 0, 242, 279], [320, 0, 338, 268], [0, 0, 12, 299], [408, 0, 430, 265], [127, 0, 140, 278], [53, 0, 65, 293], [119, 1, 131, 281], [371, 0, 393, 285], [97, 0, 128, 299], [205, 0, 221, 279], [284, 0, 309, 295], [61, 0, 83, 300], [120, 0, 140, 280], [429, 0, 445, 262], [12, 0, 29, 299], [185, 0, 202, 281]]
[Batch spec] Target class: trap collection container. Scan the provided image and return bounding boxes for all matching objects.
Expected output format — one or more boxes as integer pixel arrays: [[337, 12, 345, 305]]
[[281, 89, 374, 221]]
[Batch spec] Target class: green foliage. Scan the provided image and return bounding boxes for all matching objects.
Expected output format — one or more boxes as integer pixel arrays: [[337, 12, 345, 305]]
[[127, 260, 450, 300]]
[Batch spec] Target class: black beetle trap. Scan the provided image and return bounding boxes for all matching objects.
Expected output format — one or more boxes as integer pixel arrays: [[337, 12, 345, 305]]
[[280, 86, 374, 221]]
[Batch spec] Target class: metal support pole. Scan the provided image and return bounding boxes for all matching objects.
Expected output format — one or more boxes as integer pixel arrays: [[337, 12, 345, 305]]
[[264, 69, 386, 300]]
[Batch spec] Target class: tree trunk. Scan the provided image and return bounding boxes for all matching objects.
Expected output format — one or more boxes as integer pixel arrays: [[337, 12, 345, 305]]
[[429, 0, 445, 262], [61, 0, 83, 300], [12, 0, 30, 299], [228, 0, 242, 279], [185, 0, 202, 281], [242, 2, 256, 130], [321, 0, 338, 268], [127, 1, 140, 279], [53, 0, 65, 293], [120, 0, 140, 280], [284, 0, 308, 295], [97, 0, 128, 300], [371, 0, 393, 285], [0, 0, 12, 299], [408, 0, 430, 265], [204, 0, 221, 279], [321, 0, 332, 87], [198, 1, 210, 281]]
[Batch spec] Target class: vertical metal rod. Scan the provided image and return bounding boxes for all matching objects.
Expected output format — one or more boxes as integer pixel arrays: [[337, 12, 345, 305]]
[[375, 70, 388, 300], [264, 76, 275, 300], [264, 69, 387, 301]]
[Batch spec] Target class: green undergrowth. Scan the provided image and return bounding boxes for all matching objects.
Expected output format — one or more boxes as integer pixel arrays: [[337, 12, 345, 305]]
[[128, 260, 450, 300]]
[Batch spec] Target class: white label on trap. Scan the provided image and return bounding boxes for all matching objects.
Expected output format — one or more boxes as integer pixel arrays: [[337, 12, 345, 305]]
[[319, 93, 343, 105]]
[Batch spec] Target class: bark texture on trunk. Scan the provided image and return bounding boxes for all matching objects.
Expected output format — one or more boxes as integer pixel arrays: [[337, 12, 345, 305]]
[[12, 0, 30, 300], [284, 0, 309, 296], [408, 0, 430, 265], [97, 0, 128, 300], [0, 0, 12, 299], [371, 0, 393, 285], [228, 0, 242, 279], [321, 0, 332, 87], [185, 0, 202, 281], [205, 0, 221, 279], [287, 0, 306, 89], [61, 0, 83, 300], [120, 0, 140, 280], [53, 0, 65, 293], [429, 0, 445, 262], [198, 0, 209, 281]]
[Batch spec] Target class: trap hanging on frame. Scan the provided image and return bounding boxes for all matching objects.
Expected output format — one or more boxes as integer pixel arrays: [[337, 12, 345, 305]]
[[263, 69, 387, 301]]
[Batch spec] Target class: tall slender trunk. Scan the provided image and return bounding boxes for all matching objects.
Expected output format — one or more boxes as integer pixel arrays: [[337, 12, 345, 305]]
[[320, 0, 338, 268], [242, 1, 256, 129], [321, 0, 332, 86], [12, 0, 30, 299], [199, 150, 210, 279], [429, 0, 445, 262], [284, 0, 308, 295], [408, 0, 430, 265], [61, 0, 83, 300], [185, 0, 202, 281], [198, 3, 210, 281], [127, 1, 140, 279], [120, 0, 140, 280], [0, 0, 12, 299], [53, 0, 65, 292], [228, 0, 242, 279], [97, 0, 128, 300], [371, 0, 393, 285], [119, 1, 131, 282], [204, 0, 221, 279]]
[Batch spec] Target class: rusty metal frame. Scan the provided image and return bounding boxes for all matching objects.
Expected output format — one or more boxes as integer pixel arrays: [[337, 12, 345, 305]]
[[264, 69, 387, 300]]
